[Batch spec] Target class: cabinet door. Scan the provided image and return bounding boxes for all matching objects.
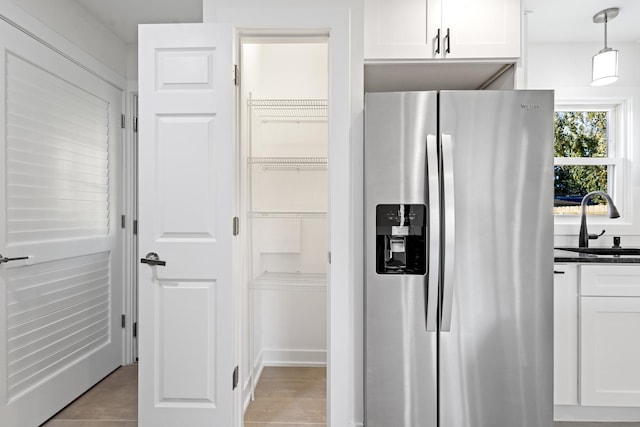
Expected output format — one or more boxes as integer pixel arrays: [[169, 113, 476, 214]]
[[581, 296, 640, 407], [364, 0, 441, 59], [441, 0, 520, 59], [554, 264, 579, 405]]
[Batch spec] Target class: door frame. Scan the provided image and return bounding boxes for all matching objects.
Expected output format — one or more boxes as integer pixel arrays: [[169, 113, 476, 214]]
[[122, 89, 139, 364], [215, 7, 360, 425]]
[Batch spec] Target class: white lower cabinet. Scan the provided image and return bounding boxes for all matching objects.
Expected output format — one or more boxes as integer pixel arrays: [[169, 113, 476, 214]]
[[581, 296, 640, 407], [580, 264, 640, 407], [554, 263, 640, 411], [554, 264, 579, 405]]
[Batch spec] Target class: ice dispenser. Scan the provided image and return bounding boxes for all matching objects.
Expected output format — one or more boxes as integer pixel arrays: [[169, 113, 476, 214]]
[[376, 204, 427, 274]]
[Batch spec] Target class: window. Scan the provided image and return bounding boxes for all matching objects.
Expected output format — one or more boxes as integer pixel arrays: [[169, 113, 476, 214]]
[[554, 104, 624, 216]]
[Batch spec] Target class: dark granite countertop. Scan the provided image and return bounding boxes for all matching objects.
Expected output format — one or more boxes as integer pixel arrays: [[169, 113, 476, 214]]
[[554, 249, 640, 264]]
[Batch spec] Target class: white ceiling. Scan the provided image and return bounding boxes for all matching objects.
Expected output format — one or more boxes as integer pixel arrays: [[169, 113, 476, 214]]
[[72, 0, 202, 44], [525, 0, 640, 44], [72, 0, 640, 46]]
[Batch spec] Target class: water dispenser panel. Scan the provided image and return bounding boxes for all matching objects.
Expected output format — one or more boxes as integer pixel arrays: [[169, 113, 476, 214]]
[[376, 204, 427, 275]]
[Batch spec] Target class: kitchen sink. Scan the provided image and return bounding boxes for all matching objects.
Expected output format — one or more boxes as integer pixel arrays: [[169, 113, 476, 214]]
[[555, 247, 640, 256]]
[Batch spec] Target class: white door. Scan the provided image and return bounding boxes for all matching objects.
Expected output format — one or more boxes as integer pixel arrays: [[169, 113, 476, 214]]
[[581, 296, 640, 407], [138, 23, 236, 427], [0, 19, 123, 427]]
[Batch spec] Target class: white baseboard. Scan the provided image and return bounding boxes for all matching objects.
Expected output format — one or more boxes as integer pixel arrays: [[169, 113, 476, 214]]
[[351, 422, 364, 427], [555, 404, 640, 421], [242, 350, 265, 413], [262, 348, 326, 367]]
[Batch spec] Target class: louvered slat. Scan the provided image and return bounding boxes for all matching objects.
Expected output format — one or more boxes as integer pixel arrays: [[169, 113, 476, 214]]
[[6, 53, 111, 243], [6, 252, 111, 398]]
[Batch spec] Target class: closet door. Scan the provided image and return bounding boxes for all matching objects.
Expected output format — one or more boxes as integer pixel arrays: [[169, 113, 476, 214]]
[[0, 19, 123, 427], [138, 23, 236, 427]]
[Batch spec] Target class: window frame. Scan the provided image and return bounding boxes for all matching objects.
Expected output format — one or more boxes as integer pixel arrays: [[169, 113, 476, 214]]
[[554, 98, 633, 235]]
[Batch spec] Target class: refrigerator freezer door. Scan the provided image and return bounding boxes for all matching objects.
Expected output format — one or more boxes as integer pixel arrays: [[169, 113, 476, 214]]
[[364, 91, 437, 427], [438, 91, 554, 427]]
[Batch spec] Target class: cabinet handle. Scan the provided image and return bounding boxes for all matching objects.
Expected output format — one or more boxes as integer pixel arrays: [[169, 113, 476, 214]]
[[435, 28, 441, 54], [554, 270, 565, 275], [445, 28, 451, 54]]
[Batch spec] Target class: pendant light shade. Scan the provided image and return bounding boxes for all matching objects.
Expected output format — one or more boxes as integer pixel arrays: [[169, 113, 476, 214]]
[[592, 48, 618, 86], [591, 8, 619, 87]]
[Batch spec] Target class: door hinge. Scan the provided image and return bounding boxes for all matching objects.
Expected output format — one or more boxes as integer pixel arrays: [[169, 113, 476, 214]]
[[133, 220, 138, 236], [233, 64, 239, 86], [121, 214, 126, 229], [328, 251, 331, 264], [133, 117, 138, 133], [233, 216, 239, 236], [121, 114, 126, 129], [232, 365, 239, 390], [121, 314, 126, 328], [133, 322, 137, 338]]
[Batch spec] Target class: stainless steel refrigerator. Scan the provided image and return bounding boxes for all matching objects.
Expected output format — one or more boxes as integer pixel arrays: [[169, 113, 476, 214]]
[[364, 90, 554, 427]]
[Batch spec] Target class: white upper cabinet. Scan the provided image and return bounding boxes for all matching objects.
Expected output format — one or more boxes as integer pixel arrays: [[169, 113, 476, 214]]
[[365, 0, 521, 60], [364, 0, 438, 59]]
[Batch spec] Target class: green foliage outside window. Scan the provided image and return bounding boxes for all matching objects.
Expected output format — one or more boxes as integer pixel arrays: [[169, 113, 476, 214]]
[[554, 111, 608, 207]]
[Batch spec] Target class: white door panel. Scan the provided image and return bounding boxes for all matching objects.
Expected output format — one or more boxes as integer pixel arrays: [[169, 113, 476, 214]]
[[581, 296, 640, 407], [138, 23, 235, 427], [0, 19, 123, 427]]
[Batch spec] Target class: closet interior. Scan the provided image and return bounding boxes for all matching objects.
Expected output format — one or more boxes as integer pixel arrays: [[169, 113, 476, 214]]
[[239, 38, 329, 405]]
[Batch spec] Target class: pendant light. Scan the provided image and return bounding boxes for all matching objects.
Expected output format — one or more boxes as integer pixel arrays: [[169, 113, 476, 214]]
[[591, 7, 619, 86]]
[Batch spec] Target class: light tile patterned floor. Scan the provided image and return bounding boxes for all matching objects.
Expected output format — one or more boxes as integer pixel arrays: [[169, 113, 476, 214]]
[[39, 364, 640, 427], [40, 365, 137, 427], [244, 367, 327, 426]]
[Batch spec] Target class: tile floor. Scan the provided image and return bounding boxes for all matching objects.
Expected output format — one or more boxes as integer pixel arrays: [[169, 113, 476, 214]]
[[244, 366, 327, 426], [40, 364, 640, 427], [41, 364, 137, 427]]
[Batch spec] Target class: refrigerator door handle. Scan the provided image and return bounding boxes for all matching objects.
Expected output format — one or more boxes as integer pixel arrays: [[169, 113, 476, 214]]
[[425, 134, 440, 332], [441, 133, 456, 332]]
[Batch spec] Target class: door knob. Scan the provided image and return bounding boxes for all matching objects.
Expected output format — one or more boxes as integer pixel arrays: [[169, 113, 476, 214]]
[[0, 254, 29, 264], [141, 252, 166, 266]]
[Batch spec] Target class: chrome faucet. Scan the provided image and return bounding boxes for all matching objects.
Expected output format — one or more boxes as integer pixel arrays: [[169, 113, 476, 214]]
[[579, 191, 620, 247]]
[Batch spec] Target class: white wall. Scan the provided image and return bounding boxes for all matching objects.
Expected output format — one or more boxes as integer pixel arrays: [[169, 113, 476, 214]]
[[527, 42, 640, 246], [127, 45, 139, 81], [247, 43, 328, 99], [5, 0, 128, 78], [241, 42, 329, 392]]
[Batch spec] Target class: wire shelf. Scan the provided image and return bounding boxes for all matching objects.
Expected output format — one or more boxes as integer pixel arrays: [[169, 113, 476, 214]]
[[248, 211, 326, 219], [252, 272, 327, 286], [248, 157, 328, 171], [248, 99, 328, 122], [249, 272, 327, 291], [248, 157, 327, 165]]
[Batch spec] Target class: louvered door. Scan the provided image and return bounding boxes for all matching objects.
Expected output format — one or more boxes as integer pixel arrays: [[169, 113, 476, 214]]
[[0, 20, 123, 427]]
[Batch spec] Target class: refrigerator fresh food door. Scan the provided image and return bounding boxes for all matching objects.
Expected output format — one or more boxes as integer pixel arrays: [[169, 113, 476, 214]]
[[438, 90, 554, 427], [364, 91, 438, 427]]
